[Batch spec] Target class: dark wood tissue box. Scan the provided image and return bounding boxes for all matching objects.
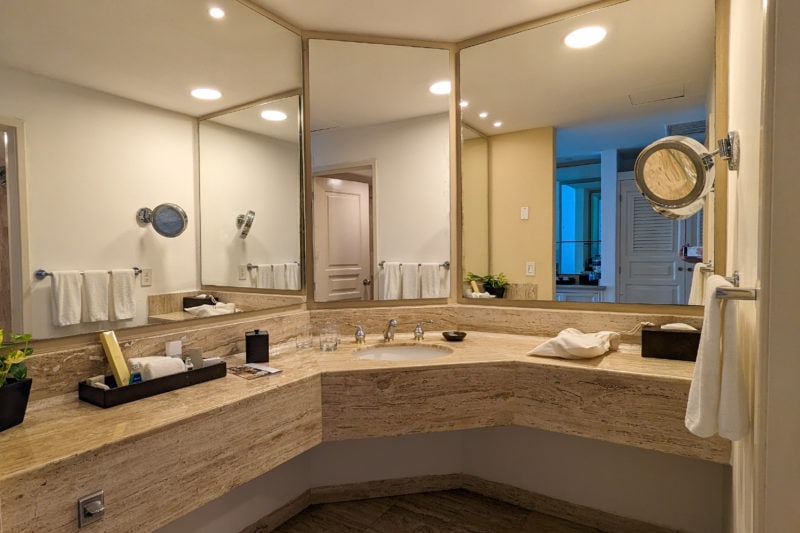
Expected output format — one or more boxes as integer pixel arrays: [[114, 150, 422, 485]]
[[641, 326, 701, 362]]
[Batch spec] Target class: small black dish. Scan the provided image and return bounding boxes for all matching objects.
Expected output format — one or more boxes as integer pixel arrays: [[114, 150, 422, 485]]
[[442, 331, 467, 342]]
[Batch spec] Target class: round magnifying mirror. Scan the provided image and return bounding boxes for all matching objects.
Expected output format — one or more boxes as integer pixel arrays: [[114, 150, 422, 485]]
[[634, 136, 715, 219], [136, 203, 188, 238]]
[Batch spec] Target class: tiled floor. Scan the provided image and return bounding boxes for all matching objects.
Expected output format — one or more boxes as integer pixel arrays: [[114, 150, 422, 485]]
[[270, 489, 602, 532]]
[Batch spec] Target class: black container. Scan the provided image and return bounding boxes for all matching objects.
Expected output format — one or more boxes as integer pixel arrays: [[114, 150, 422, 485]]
[[246, 329, 269, 363], [0, 378, 32, 431], [78, 362, 226, 408], [183, 295, 216, 308], [641, 326, 701, 362]]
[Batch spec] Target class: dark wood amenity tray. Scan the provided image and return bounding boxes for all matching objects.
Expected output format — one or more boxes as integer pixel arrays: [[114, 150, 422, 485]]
[[78, 362, 227, 408]]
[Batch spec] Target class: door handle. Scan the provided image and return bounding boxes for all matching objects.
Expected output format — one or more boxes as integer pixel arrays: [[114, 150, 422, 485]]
[[677, 267, 684, 271], [362, 278, 371, 286]]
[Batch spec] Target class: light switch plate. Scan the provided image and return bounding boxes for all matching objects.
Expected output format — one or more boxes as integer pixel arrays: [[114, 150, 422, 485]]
[[78, 490, 104, 527], [238, 265, 247, 280], [140, 268, 152, 287], [520, 206, 529, 220], [526, 262, 536, 276]]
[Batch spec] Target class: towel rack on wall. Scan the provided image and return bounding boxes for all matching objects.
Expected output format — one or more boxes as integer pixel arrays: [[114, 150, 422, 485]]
[[378, 260, 451, 269], [716, 271, 759, 300], [246, 262, 300, 271], [34, 267, 142, 281]]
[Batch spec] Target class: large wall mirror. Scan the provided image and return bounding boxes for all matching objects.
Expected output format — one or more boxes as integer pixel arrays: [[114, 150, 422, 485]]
[[308, 39, 451, 303], [460, 0, 720, 307], [0, 0, 302, 340]]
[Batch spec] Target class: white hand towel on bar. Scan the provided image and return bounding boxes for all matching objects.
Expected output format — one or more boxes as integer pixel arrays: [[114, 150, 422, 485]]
[[257, 264, 274, 289], [688, 266, 709, 305], [110, 269, 136, 320], [685, 275, 750, 441], [285, 262, 301, 290], [420, 263, 440, 298], [401, 263, 420, 299], [273, 263, 287, 289], [50, 270, 82, 326], [82, 270, 109, 322], [380, 262, 401, 300]]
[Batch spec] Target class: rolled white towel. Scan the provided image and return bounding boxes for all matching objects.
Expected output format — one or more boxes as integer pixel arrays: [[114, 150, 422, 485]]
[[128, 356, 187, 381], [184, 302, 238, 317], [528, 328, 621, 359]]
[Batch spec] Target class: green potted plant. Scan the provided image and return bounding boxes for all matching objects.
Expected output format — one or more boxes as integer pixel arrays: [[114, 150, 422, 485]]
[[482, 272, 510, 298], [0, 330, 33, 432]]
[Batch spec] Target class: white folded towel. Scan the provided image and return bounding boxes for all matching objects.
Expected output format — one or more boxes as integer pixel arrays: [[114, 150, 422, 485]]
[[286, 262, 301, 290], [439, 266, 450, 298], [401, 263, 420, 299], [128, 356, 186, 381], [50, 270, 82, 326], [184, 302, 238, 317], [256, 264, 273, 289], [110, 269, 136, 320], [528, 328, 621, 359], [83, 270, 109, 322], [685, 275, 750, 441], [420, 263, 440, 299], [273, 263, 287, 290], [380, 262, 401, 300], [688, 266, 709, 305]]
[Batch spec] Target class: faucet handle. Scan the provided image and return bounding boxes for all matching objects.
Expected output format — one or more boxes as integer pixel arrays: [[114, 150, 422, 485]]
[[414, 320, 433, 341], [354, 324, 366, 344]]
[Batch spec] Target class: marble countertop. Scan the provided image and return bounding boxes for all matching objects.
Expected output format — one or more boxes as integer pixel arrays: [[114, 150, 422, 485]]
[[0, 330, 704, 482]]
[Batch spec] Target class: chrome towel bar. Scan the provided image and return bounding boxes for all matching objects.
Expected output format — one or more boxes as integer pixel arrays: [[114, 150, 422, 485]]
[[34, 267, 142, 280]]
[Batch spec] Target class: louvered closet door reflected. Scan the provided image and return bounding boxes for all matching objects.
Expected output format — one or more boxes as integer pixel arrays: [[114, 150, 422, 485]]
[[618, 179, 686, 304]]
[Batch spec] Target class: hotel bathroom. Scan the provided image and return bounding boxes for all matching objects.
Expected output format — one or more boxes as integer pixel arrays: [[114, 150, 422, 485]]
[[0, 0, 793, 531]]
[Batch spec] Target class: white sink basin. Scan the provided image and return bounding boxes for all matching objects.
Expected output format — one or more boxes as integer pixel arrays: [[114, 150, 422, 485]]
[[355, 343, 453, 362]]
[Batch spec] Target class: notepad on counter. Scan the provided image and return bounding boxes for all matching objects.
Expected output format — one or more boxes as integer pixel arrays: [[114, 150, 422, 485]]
[[227, 363, 282, 380]]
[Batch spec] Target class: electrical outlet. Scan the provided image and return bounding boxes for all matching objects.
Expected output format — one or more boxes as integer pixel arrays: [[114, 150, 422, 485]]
[[525, 261, 536, 276], [238, 265, 247, 280], [140, 268, 152, 287], [520, 206, 529, 220], [78, 490, 105, 527]]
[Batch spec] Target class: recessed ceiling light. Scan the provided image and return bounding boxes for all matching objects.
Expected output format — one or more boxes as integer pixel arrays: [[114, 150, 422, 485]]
[[459, 100, 469, 108], [564, 26, 607, 49], [493, 121, 503, 128], [191, 88, 221, 100], [261, 110, 288, 121], [429, 81, 451, 95], [209, 7, 225, 19], [479, 112, 489, 119]]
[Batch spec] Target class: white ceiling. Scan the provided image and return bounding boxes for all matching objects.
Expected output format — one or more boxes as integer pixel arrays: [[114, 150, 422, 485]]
[[253, 0, 602, 42], [209, 95, 300, 143]]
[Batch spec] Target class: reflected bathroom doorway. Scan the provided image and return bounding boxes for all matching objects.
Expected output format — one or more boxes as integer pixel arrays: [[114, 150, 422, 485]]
[[312, 163, 374, 302], [0, 119, 25, 332]]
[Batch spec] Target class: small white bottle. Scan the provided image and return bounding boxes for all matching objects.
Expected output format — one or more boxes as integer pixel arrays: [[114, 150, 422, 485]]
[[184, 355, 194, 371]]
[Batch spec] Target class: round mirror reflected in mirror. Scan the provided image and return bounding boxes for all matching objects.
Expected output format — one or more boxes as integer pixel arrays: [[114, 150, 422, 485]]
[[634, 135, 715, 219], [136, 203, 188, 238]]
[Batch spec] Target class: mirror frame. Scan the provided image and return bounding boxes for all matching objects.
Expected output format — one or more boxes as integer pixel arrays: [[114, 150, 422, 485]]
[[453, 0, 729, 315], [301, 33, 459, 310]]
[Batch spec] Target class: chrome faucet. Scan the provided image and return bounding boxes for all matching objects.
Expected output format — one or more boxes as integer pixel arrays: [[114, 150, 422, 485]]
[[414, 320, 433, 341], [384, 319, 398, 342], [354, 324, 366, 344]]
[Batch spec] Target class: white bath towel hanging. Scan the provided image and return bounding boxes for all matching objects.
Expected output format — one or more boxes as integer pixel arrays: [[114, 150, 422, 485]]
[[83, 270, 109, 322], [688, 266, 710, 305], [257, 264, 274, 289], [685, 275, 750, 441], [420, 263, 440, 298], [273, 263, 287, 289], [286, 262, 301, 290], [110, 269, 136, 320], [51, 270, 82, 326], [439, 265, 450, 298], [380, 262, 401, 300], [401, 263, 420, 299]]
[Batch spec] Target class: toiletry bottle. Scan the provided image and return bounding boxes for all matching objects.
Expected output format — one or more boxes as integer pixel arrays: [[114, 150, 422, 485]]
[[129, 362, 143, 384], [184, 355, 194, 371]]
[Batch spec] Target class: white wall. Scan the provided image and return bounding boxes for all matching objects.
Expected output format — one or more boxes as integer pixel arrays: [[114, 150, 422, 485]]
[[0, 66, 197, 339], [758, 0, 800, 531], [199, 122, 300, 287], [311, 114, 450, 266], [158, 429, 728, 533], [724, 0, 767, 531]]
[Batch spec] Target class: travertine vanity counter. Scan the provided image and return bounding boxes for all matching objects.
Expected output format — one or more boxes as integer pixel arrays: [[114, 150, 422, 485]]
[[0, 331, 728, 532]]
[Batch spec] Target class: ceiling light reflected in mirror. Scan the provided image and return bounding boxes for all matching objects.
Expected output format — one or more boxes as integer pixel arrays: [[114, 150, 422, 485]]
[[563, 26, 607, 48], [429, 80, 451, 95], [191, 88, 222, 100], [209, 7, 225, 19]]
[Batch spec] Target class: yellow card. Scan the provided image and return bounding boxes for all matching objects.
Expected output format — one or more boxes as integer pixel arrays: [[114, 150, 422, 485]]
[[100, 330, 130, 387]]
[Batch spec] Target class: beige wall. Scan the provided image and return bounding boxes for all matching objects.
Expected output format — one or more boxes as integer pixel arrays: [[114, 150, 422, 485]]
[[488, 127, 554, 298], [461, 136, 489, 277]]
